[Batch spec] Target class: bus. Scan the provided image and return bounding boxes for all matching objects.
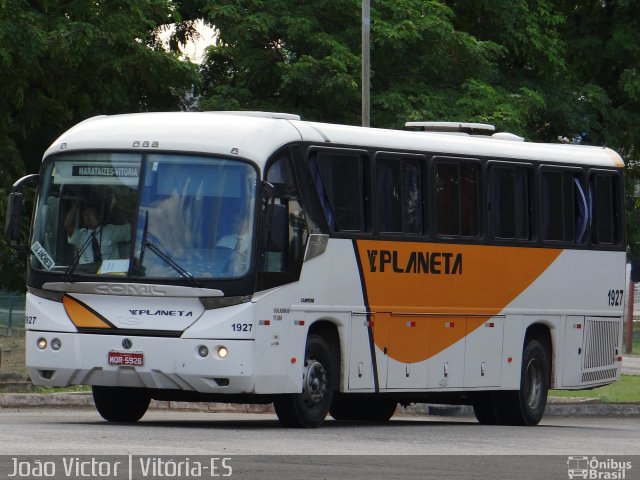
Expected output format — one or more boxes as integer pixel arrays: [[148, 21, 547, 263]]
[[5, 111, 626, 428]]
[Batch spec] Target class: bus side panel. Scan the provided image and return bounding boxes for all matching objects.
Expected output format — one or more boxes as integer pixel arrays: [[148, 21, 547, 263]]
[[506, 249, 625, 389], [253, 238, 367, 394]]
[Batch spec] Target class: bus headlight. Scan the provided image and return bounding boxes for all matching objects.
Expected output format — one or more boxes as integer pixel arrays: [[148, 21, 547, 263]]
[[217, 346, 229, 359], [197, 345, 209, 358], [51, 338, 62, 351], [37, 338, 47, 350]]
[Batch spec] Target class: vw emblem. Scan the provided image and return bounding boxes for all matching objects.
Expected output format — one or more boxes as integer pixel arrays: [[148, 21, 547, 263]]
[[121, 338, 133, 350]]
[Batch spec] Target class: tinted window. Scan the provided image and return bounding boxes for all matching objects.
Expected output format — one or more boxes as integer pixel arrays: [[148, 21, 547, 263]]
[[490, 165, 533, 240], [262, 155, 309, 278], [591, 173, 621, 245], [541, 169, 587, 243], [435, 160, 480, 236], [376, 157, 423, 234], [311, 152, 367, 232]]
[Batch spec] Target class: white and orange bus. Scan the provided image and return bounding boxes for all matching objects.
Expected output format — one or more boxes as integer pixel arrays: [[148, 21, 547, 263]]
[[6, 112, 626, 427]]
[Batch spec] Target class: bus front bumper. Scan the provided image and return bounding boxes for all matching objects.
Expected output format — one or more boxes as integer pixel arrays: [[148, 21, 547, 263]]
[[25, 331, 256, 394]]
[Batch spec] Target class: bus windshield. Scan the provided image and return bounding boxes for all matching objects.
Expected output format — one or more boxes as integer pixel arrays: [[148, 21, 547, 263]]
[[30, 153, 258, 281]]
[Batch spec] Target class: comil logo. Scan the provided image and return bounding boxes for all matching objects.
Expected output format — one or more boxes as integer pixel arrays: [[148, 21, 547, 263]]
[[567, 456, 632, 479]]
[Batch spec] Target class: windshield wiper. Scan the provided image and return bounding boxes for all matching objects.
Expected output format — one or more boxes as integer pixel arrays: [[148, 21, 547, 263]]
[[144, 242, 200, 287], [63, 229, 100, 282], [137, 211, 201, 288]]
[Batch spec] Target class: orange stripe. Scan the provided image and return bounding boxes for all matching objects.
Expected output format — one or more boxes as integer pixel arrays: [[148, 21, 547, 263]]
[[604, 148, 625, 168], [63, 295, 113, 329], [356, 241, 561, 363]]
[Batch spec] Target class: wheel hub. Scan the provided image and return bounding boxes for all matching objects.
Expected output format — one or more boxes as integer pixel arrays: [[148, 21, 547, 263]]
[[302, 359, 327, 405], [524, 358, 543, 410]]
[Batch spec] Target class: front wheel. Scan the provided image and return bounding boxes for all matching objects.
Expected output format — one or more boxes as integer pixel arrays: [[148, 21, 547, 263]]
[[274, 334, 338, 428], [92, 386, 150, 423]]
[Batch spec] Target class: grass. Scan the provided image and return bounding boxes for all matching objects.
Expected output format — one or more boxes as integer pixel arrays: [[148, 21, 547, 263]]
[[550, 374, 640, 403], [31, 385, 91, 394], [0, 335, 28, 379]]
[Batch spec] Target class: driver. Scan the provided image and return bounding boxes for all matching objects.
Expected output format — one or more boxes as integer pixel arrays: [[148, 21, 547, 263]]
[[64, 202, 130, 264]]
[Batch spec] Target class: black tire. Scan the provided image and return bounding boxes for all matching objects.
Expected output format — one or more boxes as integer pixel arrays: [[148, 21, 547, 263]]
[[92, 386, 150, 423], [329, 396, 361, 421], [502, 336, 550, 426], [330, 396, 397, 422], [472, 392, 503, 425], [359, 398, 397, 421], [274, 334, 338, 428]]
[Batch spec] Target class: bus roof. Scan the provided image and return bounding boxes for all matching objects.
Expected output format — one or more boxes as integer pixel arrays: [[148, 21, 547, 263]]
[[44, 111, 624, 169]]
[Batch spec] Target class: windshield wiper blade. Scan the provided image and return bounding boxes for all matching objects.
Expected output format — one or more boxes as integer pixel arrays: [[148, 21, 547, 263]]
[[144, 241, 200, 287], [136, 210, 200, 286], [63, 229, 99, 282]]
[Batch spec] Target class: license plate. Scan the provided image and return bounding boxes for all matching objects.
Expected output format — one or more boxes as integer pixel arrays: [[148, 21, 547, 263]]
[[108, 351, 144, 366]]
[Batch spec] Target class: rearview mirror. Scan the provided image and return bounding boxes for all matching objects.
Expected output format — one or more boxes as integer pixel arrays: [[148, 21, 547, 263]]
[[4, 173, 39, 249], [5, 192, 24, 245]]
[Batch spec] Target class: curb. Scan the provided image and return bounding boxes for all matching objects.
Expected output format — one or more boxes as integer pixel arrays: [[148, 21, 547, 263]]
[[1, 393, 638, 417], [0, 327, 24, 337], [0, 393, 274, 414], [404, 402, 640, 417]]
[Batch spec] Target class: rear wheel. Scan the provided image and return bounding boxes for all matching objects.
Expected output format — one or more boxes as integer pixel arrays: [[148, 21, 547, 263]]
[[502, 336, 550, 426], [92, 386, 150, 423], [330, 396, 397, 422], [274, 334, 338, 428], [472, 392, 503, 425]]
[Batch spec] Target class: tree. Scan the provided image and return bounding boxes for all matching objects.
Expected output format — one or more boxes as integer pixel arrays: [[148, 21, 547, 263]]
[[200, 0, 640, 260], [0, 0, 200, 292], [4, 0, 640, 291], [198, 1, 567, 133], [556, 0, 640, 259]]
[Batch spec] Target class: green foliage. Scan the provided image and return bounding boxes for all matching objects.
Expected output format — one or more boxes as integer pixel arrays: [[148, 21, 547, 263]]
[[199, 0, 640, 260], [0, 0, 200, 291], [200, 0, 363, 123], [4, 0, 640, 290]]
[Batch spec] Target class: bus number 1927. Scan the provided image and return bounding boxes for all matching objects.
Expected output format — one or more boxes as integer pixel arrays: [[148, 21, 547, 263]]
[[607, 289, 624, 306], [232, 323, 253, 332]]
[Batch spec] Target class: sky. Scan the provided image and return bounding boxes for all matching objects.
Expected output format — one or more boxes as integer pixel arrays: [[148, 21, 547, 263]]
[[158, 20, 217, 64]]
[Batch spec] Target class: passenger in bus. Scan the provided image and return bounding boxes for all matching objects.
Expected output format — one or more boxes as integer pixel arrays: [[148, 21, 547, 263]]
[[64, 202, 131, 264]]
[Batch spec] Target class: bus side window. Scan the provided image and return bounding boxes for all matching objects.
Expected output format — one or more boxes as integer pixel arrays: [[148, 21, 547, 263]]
[[489, 165, 533, 241], [376, 156, 423, 234], [434, 158, 481, 237], [591, 173, 621, 246], [312, 151, 368, 232], [541, 169, 586, 244]]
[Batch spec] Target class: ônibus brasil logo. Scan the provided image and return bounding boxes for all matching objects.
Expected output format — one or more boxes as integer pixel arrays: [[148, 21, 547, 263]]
[[567, 456, 632, 480]]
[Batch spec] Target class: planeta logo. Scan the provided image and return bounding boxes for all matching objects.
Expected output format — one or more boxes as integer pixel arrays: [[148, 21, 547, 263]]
[[129, 309, 193, 317], [366, 249, 462, 275]]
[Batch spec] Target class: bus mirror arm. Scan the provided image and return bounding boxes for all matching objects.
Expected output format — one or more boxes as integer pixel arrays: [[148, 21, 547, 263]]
[[262, 181, 276, 199], [5, 174, 39, 249], [11, 174, 39, 193]]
